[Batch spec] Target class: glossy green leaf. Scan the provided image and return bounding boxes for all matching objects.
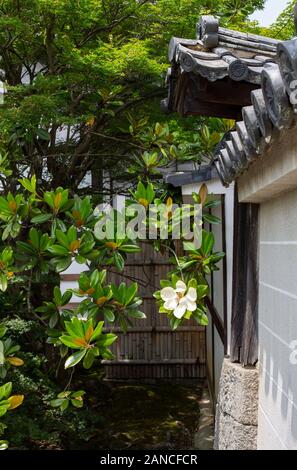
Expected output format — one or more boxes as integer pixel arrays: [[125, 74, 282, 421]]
[[56, 230, 70, 249], [104, 309, 115, 323], [125, 282, 138, 306], [30, 213, 52, 224], [64, 349, 86, 369], [201, 230, 214, 256], [90, 321, 104, 342], [0, 440, 8, 450], [29, 228, 40, 249], [170, 317, 181, 331], [53, 286, 62, 306], [51, 256, 72, 273], [128, 310, 146, 319], [83, 349, 95, 369], [0, 326, 7, 339], [0, 382, 12, 401], [97, 333, 117, 347], [50, 398, 66, 408], [48, 245, 69, 256], [71, 398, 84, 408], [59, 336, 83, 349], [61, 290, 72, 306]]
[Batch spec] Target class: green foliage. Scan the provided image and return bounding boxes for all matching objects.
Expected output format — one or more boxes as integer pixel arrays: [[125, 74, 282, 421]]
[[0, 381, 24, 450], [0, 0, 267, 195], [60, 318, 117, 369], [270, 0, 296, 40], [51, 390, 86, 411], [0, 324, 24, 379], [48, 227, 96, 272], [180, 229, 225, 276], [131, 181, 155, 208], [0, 247, 14, 291], [219, 0, 265, 23]]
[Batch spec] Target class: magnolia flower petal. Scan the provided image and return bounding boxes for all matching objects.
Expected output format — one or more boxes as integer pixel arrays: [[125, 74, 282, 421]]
[[175, 280, 187, 294], [186, 300, 197, 312], [164, 298, 178, 311], [186, 287, 197, 302], [173, 303, 187, 319], [161, 287, 177, 301]]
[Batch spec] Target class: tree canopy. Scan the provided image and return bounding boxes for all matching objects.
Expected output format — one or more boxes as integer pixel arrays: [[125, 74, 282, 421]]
[[0, 0, 270, 196]]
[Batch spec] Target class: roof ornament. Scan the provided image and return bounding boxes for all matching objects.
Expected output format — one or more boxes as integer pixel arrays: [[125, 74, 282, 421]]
[[197, 15, 219, 48], [236, 122, 257, 162], [242, 106, 267, 154], [277, 39, 297, 113], [225, 136, 247, 173], [261, 63, 294, 129], [250, 89, 273, 143], [220, 149, 236, 182]]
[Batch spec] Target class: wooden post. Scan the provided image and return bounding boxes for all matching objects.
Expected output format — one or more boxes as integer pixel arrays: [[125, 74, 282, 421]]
[[230, 185, 259, 366]]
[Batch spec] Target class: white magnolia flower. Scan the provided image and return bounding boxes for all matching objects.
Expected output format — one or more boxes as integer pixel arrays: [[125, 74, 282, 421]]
[[160, 280, 197, 319]]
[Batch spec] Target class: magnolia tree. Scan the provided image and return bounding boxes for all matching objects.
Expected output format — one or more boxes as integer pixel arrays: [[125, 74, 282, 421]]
[[0, 126, 224, 448], [0, 176, 223, 447]]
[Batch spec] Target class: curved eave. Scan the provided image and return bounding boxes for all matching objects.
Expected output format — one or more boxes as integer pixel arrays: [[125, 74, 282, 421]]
[[171, 41, 273, 84], [168, 16, 279, 86], [214, 38, 297, 187]]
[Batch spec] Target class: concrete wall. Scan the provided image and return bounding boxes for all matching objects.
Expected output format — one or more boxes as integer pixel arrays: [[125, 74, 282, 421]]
[[258, 188, 297, 449]]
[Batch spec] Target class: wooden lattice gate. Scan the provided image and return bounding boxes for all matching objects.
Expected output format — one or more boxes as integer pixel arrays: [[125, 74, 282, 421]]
[[102, 242, 206, 380], [61, 243, 206, 380]]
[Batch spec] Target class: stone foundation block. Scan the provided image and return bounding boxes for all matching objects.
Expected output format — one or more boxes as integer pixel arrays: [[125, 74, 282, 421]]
[[214, 358, 259, 450]]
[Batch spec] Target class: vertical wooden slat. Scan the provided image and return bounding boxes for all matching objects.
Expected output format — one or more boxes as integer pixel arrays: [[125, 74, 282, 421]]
[[221, 195, 228, 354], [100, 241, 206, 379]]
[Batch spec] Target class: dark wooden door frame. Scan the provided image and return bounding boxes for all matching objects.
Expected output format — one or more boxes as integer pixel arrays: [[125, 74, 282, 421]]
[[230, 185, 259, 366]]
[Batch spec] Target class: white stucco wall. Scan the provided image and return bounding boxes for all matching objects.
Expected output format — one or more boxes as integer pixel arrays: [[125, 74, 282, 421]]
[[182, 178, 234, 400], [182, 178, 234, 356], [258, 188, 297, 450]]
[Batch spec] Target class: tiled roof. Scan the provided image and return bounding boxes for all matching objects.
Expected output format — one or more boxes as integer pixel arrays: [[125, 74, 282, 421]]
[[164, 15, 297, 187], [167, 16, 279, 86], [214, 41, 297, 187]]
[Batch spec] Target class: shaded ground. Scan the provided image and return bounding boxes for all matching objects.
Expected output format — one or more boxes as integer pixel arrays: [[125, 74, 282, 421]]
[[91, 382, 201, 450], [79, 382, 203, 450], [6, 371, 205, 450]]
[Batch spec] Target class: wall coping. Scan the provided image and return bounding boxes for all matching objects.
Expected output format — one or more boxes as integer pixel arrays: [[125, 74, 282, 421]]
[[238, 124, 297, 203]]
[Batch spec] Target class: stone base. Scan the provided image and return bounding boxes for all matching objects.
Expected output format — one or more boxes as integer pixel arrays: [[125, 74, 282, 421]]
[[214, 358, 259, 450]]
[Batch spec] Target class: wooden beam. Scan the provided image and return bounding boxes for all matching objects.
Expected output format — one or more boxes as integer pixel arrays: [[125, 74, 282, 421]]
[[230, 185, 259, 366], [174, 73, 259, 119], [103, 326, 205, 333], [102, 359, 203, 365], [205, 297, 225, 345]]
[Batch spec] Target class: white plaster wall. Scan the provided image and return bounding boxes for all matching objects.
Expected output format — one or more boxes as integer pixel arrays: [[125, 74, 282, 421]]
[[182, 179, 234, 356], [258, 188, 297, 450], [182, 178, 234, 401]]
